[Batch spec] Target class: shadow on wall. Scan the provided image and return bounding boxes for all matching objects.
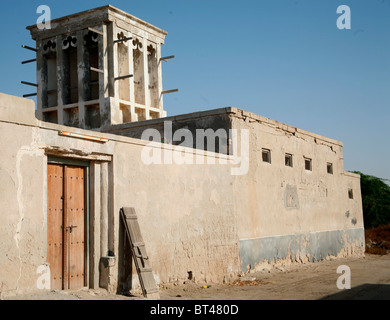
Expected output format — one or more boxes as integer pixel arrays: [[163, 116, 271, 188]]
[[117, 216, 134, 295], [320, 284, 390, 300]]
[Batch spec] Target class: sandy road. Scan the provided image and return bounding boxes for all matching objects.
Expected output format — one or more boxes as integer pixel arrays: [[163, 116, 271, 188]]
[[160, 254, 390, 300], [5, 254, 390, 300]]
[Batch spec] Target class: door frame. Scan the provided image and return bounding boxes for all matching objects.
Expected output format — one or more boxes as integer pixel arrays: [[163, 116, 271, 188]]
[[47, 156, 90, 289]]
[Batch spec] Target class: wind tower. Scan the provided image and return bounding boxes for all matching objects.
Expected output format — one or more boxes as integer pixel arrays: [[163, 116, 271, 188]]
[[24, 5, 176, 130]]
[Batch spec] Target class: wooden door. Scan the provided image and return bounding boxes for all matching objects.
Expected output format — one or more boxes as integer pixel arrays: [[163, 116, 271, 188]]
[[47, 164, 64, 290], [64, 166, 86, 289], [47, 163, 86, 290]]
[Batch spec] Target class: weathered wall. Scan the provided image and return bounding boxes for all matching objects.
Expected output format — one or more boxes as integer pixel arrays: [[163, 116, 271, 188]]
[[0, 93, 364, 298], [0, 93, 240, 298], [112, 143, 240, 291], [106, 106, 365, 271], [0, 94, 46, 297], [230, 109, 365, 271], [105, 108, 233, 154]]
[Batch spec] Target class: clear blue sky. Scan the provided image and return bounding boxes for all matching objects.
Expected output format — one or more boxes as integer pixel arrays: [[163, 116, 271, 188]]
[[0, 0, 389, 180]]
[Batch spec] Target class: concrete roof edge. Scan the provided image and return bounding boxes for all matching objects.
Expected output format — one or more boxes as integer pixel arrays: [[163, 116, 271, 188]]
[[107, 107, 236, 131], [26, 5, 168, 36], [107, 5, 168, 36], [231, 107, 344, 147], [26, 5, 111, 31], [343, 171, 361, 179], [2, 117, 230, 159]]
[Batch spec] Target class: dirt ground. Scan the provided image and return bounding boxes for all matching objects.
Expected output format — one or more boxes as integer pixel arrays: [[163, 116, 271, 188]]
[[5, 253, 390, 300]]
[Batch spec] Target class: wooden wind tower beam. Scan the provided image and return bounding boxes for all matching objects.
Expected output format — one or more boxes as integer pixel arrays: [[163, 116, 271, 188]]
[[160, 55, 178, 95], [21, 45, 38, 98]]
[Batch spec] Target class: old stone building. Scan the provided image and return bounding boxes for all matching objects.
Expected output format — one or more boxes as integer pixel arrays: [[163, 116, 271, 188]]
[[0, 5, 364, 298]]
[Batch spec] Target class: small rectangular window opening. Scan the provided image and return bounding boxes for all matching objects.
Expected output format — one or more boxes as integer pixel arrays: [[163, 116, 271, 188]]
[[327, 162, 333, 174], [262, 149, 271, 163], [285, 153, 293, 167], [304, 157, 312, 171], [348, 189, 353, 199]]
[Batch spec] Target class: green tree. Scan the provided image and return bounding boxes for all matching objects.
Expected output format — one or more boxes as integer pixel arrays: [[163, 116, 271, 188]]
[[352, 171, 390, 228]]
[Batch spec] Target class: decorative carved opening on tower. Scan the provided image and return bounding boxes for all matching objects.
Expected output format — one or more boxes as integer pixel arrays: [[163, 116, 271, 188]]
[[26, 5, 170, 129]]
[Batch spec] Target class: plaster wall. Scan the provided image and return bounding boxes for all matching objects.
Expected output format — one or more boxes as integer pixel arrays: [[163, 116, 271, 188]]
[[106, 106, 365, 266], [0, 93, 240, 297], [230, 110, 364, 270], [0, 93, 364, 298]]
